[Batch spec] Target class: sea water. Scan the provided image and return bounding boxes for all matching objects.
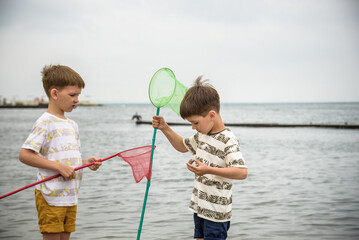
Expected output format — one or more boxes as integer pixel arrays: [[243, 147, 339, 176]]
[[0, 102, 358, 239]]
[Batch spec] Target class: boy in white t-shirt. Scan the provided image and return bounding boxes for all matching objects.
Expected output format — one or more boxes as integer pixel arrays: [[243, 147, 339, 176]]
[[152, 76, 247, 240], [19, 64, 102, 240]]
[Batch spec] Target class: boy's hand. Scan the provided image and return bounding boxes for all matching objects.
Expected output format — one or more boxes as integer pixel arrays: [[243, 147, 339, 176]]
[[57, 164, 76, 180], [83, 156, 102, 171], [152, 115, 188, 153], [152, 115, 168, 130], [186, 158, 209, 176], [187, 159, 248, 180]]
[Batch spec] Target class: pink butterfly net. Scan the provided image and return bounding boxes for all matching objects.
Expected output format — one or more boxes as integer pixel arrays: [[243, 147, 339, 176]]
[[119, 145, 155, 183]]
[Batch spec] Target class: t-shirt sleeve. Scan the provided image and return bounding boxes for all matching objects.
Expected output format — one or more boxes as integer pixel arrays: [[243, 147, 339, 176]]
[[224, 138, 247, 168], [183, 132, 199, 155], [22, 120, 47, 154]]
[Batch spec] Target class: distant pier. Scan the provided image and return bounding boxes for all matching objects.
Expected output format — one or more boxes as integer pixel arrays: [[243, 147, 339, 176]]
[[0, 101, 101, 108], [134, 120, 359, 129]]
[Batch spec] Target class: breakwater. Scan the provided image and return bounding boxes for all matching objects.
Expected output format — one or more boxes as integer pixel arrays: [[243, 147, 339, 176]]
[[135, 120, 359, 129]]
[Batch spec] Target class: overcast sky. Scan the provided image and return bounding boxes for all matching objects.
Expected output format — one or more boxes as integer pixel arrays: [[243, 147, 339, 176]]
[[0, 0, 358, 103]]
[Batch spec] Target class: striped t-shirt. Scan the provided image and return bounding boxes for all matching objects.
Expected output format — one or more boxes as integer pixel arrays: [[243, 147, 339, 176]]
[[183, 128, 247, 222], [22, 112, 83, 206]]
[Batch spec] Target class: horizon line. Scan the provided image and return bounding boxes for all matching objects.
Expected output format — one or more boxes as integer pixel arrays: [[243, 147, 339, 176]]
[[97, 100, 359, 105]]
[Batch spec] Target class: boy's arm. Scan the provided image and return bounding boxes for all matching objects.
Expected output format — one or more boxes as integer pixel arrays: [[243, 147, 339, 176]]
[[152, 115, 188, 153], [19, 148, 76, 180], [187, 159, 247, 180]]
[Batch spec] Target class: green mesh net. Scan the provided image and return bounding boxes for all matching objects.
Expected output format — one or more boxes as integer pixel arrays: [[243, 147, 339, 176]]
[[148, 68, 187, 115]]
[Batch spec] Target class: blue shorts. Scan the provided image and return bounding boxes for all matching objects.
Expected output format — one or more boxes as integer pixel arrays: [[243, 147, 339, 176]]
[[193, 213, 230, 240]]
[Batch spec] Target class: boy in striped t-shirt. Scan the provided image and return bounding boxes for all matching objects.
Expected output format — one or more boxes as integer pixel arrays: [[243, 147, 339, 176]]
[[152, 76, 247, 240], [19, 65, 101, 240]]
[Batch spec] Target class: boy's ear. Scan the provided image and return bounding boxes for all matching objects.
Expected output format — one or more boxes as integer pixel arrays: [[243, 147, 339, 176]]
[[209, 110, 216, 119], [50, 88, 58, 100]]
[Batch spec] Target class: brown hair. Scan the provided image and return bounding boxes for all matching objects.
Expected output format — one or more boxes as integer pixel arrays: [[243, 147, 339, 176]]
[[180, 76, 220, 119], [41, 64, 85, 97]]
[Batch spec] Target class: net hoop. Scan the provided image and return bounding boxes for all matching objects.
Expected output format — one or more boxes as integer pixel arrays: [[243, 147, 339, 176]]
[[148, 67, 177, 108], [118, 145, 153, 158]]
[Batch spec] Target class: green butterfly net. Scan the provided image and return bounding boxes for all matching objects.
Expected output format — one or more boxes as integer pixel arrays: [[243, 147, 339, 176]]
[[148, 68, 187, 115]]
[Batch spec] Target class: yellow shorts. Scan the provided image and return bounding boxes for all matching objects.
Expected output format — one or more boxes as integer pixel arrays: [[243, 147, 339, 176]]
[[35, 190, 77, 233]]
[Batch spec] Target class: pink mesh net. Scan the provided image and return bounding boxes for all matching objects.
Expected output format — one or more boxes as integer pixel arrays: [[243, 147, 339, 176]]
[[118, 145, 155, 183]]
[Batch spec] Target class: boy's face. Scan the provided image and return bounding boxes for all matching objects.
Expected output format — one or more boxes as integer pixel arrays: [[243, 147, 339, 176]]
[[186, 112, 214, 134], [52, 85, 82, 113]]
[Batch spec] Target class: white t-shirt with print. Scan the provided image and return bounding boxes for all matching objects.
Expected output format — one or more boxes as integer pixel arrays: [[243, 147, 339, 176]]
[[183, 128, 247, 222], [22, 112, 83, 206]]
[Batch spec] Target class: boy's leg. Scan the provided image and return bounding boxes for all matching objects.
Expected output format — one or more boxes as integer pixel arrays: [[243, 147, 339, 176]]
[[42, 232, 71, 240], [43, 233, 60, 240], [60, 232, 71, 240]]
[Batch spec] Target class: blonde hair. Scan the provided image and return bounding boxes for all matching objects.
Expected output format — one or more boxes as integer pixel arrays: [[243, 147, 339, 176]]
[[41, 64, 85, 97], [180, 76, 220, 118]]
